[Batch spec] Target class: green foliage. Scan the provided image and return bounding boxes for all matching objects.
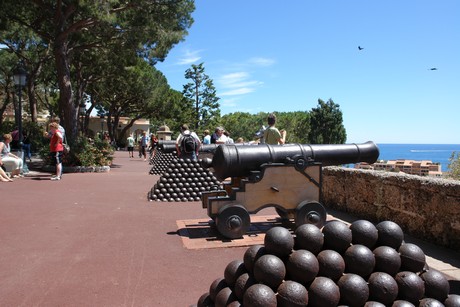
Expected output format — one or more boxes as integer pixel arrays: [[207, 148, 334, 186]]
[[308, 98, 347, 144], [447, 151, 460, 180], [40, 136, 114, 167]]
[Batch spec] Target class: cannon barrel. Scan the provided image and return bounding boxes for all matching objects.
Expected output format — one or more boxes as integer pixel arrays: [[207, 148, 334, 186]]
[[158, 143, 220, 154], [209, 141, 379, 180]]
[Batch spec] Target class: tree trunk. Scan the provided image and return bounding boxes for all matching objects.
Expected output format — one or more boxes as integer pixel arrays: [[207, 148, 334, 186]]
[[27, 80, 38, 123]]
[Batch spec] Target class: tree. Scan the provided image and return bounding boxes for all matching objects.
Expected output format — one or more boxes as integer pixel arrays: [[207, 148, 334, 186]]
[[1, 0, 195, 142], [308, 98, 347, 144], [447, 151, 460, 180], [183, 63, 220, 131]]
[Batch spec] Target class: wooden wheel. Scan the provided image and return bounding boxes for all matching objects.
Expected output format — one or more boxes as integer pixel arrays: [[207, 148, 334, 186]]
[[215, 204, 251, 239], [295, 201, 327, 228]]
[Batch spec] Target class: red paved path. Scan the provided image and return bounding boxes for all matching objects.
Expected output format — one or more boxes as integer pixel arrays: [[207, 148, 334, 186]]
[[1, 151, 459, 306]]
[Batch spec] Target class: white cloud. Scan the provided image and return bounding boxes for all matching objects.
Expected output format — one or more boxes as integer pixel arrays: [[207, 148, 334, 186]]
[[218, 71, 263, 96], [220, 87, 255, 96], [176, 49, 202, 65], [248, 57, 275, 67]]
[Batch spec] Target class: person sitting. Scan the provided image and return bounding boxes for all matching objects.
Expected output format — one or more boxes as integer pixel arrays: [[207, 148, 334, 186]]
[[0, 166, 13, 182], [0, 133, 24, 178]]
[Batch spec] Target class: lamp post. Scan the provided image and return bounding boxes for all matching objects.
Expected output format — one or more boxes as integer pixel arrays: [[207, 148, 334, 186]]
[[13, 61, 27, 173], [100, 115, 104, 140]]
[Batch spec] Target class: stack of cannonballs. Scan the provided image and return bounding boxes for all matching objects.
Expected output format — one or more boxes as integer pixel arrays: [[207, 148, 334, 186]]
[[196, 219, 460, 307], [148, 148, 176, 175], [148, 158, 221, 202]]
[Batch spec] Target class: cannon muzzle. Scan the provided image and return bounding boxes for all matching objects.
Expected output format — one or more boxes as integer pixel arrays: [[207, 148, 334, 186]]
[[209, 141, 379, 180]]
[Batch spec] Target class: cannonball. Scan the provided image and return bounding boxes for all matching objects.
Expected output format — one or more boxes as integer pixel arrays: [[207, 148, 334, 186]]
[[253, 254, 286, 290], [376, 221, 404, 249], [398, 243, 426, 273], [419, 298, 445, 307], [322, 220, 352, 253], [197, 292, 214, 307], [391, 300, 415, 307], [243, 284, 277, 307], [350, 219, 379, 249], [294, 223, 324, 255], [368, 272, 399, 305], [308, 276, 340, 307], [214, 287, 238, 307], [209, 277, 228, 301], [224, 259, 247, 287], [420, 269, 450, 302], [264, 226, 294, 258], [234, 273, 257, 300], [338, 273, 369, 307], [394, 271, 425, 304], [226, 301, 241, 307], [364, 302, 386, 307], [277, 280, 309, 307], [317, 249, 346, 281], [243, 245, 267, 273], [444, 294, 460, 307], [286, 249, 319, 285], [373, 245, 401, 276], [343, 244, 375, 278]]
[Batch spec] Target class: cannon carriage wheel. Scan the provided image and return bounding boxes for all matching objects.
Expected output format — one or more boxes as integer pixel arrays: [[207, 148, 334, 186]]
[[294, 200, 327, 228], [215, 204, 251, 239]]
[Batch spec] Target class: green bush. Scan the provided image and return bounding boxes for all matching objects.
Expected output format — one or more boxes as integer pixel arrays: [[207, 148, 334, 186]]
[[40, 136, 114, 167]]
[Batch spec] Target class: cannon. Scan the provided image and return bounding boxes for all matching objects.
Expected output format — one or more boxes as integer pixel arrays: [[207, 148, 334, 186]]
[[201, 141, 379, 239]]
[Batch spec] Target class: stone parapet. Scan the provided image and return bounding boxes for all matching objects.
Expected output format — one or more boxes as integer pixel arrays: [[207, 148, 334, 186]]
[[322, 167, 460, 251]]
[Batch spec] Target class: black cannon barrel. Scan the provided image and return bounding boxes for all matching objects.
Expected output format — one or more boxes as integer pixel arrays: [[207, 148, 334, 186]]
[[158, 143, 220, 154], [210, 141, 379, 180], [157, 140, 177, 151]]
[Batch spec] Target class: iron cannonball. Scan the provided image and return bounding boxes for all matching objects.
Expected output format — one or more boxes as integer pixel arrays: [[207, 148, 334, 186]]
[[444, 294, 460, 307], [376, 221, 404, 249], [286, 249, 319, 285], [419, 298, 445, 307], [209, 277, 228, 301], [294, 223, 324, 255], [276, 280, 309, 307], [343, 244, 375, 278], [308, 276, 340, 307], [338, 273, 369, 307], [317, 249, 346, 281], [373, 245, 402, 276], [420, 269, 450, 302], [243, 284, 277, 307], [197, 292, 214, 307], [226, 301, 241, 307], [214, 287, 238, 307], [368, 272, 399, 305], [364, 302, 386, 307], [391, 300, 415, 307], [394, 271, 425, 304], [398, 243, 426, 273], [253, 254, 286, 290], [224, 259, 247, 287], [322, 220, 352, 254], [234, 272, 257, 300], [243, 245, 267, 273], [350, 219, 379, 249], [264, 226, 294, 258]]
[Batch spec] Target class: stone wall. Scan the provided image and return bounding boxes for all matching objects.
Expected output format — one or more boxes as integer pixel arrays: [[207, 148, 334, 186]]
[[322, 167, 460, 251]]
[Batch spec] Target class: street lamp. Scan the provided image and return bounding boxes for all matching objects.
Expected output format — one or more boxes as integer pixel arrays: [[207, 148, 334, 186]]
[[13, 61, 27, 173], [100, 115, 104, 140]]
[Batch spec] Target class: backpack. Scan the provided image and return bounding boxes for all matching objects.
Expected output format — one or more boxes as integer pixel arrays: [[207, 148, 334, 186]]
[[180, 133, 197, 153]]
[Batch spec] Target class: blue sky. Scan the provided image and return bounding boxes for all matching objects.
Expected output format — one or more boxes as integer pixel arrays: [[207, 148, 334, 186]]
[[156, 1, 460, 144]]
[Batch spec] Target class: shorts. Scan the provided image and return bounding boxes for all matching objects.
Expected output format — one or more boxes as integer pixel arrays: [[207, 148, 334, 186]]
[[127, 146, 134, 152], [50, 151, 64, 165]]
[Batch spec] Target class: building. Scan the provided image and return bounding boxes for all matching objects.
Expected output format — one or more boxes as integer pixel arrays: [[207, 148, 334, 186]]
[[355, 160, 443, 177]]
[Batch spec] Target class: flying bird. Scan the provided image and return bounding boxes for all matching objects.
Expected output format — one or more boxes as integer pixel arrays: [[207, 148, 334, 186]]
[[429, 67, 438, 70], [358, 46, 364, 50]]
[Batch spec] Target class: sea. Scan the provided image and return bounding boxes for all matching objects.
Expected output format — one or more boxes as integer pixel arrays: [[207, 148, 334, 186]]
[[372, 144, 460, 172]]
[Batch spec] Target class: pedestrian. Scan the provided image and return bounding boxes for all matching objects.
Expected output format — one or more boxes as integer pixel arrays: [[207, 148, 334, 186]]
[[140, 131, 149, 161], [263, 113, 286, 145], [175, 124, 201, 161], [210, 127, 223, 144], [48, 122, 64, 180], [202, 129, 211, 144], [22, 129, 32, 162], [0, 134, 24, 178], [215, 127, 228, 144], [149, 134, 158, 157], [223, 130, 234, 144], [126, 134, 135, 158]]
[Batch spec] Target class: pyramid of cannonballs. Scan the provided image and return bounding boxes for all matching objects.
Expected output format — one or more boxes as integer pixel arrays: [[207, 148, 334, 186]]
[[148, 158, 222, 202], [149, 148, 176, 175], [196, 219, 460, 307]]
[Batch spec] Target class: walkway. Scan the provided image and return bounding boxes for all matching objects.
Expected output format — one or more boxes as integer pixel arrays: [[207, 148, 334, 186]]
[[0, 151, 459, 306]]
